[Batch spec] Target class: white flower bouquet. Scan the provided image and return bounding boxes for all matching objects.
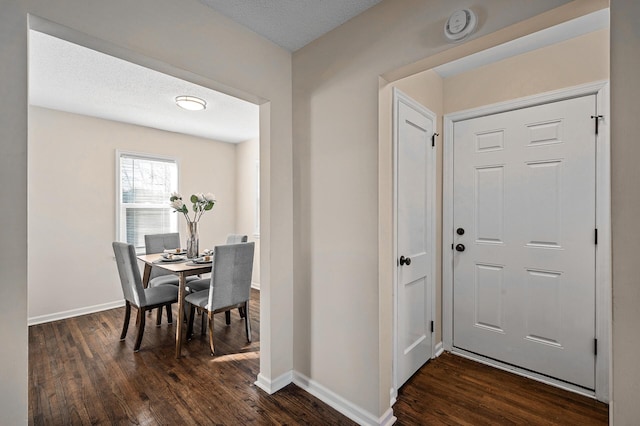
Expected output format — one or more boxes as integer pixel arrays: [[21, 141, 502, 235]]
[[169, 192, 216, 224], [169, 192, 216, 258]]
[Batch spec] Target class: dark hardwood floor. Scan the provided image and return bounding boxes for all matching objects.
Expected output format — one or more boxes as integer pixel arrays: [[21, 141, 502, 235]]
[[393, 353, 608, 425], [30, 290, 608, 425], [29, 289, 355, 425]]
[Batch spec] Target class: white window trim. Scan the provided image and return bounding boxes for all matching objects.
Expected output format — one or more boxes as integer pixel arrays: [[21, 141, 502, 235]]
[[115, 150, 180, 252]]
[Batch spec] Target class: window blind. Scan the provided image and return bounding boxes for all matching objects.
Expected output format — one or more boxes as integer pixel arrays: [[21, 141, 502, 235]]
[[118, 153, 178, 250]]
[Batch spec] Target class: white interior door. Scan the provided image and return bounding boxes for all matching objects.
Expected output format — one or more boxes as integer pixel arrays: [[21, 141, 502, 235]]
[[394, 90, 435, 388], [452, 95, 597, 390]]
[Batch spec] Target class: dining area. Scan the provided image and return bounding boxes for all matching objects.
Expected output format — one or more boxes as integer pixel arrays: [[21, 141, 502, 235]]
[[110, 190, 256, 358], [28, 188, 270, 423], [114, 231, 254, 358], [27, 106, 262, 349]]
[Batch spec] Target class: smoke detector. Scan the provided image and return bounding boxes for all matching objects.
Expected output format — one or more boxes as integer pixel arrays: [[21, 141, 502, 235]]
[[444, 9, 478, 42]]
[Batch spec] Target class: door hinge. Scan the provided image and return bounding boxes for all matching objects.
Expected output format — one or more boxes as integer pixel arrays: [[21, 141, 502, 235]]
[[595, 228, 598, 245], [431, 132, 439, 147], [591, 115, 603, 135], [430, 321, 434, 333], [594, 338, 598, 356]]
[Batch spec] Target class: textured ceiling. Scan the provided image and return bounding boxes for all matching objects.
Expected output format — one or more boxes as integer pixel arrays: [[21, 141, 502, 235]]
[[201, 0, 384, 51], [28, 2, 385, 141], [29, 30, 259, 144]]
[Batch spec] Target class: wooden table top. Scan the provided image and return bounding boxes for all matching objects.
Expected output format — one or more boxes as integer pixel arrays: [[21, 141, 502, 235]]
[[137, 253, 212, 274]]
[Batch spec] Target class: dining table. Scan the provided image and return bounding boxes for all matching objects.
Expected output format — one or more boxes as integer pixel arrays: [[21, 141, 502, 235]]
[[137, 253, 212, 358]]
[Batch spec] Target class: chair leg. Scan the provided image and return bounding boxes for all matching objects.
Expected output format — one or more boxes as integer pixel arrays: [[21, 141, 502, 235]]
[[244, 301, 252, 343], [120, 302, 131, 341], [208, 311, 216, 356], [200, 309, 206, 336], [238, 307, 245, 318], [166, 304, 173, 325], [156, 306, 163, 327], [134, 308, 146, 352], [187, 304, 196, 340], [225, 310, 231, 325]]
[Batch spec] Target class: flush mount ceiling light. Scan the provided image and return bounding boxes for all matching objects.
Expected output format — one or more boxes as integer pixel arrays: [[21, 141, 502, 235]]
[[175, 95, 207, 111]]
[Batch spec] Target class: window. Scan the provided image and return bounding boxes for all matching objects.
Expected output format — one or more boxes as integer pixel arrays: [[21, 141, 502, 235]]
[[116, 151, 178, 251]]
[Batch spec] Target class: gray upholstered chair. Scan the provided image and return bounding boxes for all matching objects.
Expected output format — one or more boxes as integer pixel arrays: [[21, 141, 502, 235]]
[[185, 242, 254, 356], [112, 242, 179, 352], [225, 233, 248, 244], [186, 234, 250, 325], [186, 234, 249, 293], [144, 233, 198, 287]]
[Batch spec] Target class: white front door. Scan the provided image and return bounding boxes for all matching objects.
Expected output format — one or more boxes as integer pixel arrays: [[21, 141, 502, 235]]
[[394, 90, 435, 388], [452, 95, 597, 389]]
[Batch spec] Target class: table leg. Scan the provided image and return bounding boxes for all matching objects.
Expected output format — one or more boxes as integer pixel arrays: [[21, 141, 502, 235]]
[[175, 273, 186, 358]]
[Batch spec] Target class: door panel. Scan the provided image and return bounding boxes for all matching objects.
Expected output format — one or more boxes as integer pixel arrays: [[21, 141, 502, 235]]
[[453, 95, 597, 389], [396, 94, 434, 387], [474, 263, 504, 332]]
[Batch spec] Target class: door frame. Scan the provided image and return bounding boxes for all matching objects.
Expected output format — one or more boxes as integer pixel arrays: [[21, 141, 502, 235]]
[[442, 80, 611, 402], [392, 88, 437, 401]]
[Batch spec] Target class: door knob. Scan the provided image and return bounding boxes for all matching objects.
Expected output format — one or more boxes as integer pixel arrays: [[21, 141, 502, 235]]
[[399, 255, 412, 266], [455, 244, 466, 252], [456, 227, 465, 235]]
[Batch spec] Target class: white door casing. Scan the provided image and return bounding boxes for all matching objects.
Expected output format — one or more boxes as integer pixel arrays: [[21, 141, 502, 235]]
[[393, 89, 436, 393], [443, 81, 611, 401]]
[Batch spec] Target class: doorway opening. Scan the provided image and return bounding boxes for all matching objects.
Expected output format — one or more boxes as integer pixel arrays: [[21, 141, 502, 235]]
[[26, 15, 268, 368]]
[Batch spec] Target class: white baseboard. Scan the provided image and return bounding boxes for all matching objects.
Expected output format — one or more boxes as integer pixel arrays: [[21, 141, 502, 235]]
[[293, 371, 395, 425], [28, 299, 125, 326], [378, 407, 397, 426], [433, 341, 444, 358], [254, 371, 293, 395], [389, 386, 397, 409], [251, 282, 260, 290]]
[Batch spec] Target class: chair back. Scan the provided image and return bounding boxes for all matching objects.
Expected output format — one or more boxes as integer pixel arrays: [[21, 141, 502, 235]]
[[145, 233, 181, 280], [225, 234, 248, 244], [112, 242, 146, 307], [208, 242, 254, 311]]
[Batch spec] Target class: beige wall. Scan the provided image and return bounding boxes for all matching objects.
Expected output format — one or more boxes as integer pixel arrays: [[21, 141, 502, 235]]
[[1, 0, 292, 422], [27, 107, 239, 320], [293, 0, 583, 418], [1, 1, 29, 423], [444, 29, 609, 113], [610, 0, 640, 423], [236, 137, 261, 287]]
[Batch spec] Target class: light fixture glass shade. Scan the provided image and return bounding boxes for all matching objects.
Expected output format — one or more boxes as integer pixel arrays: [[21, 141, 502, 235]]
[[175, 95, 207, 111]]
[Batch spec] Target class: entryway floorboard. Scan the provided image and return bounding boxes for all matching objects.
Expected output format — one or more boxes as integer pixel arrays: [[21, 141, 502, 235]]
[[394, 352, 608, 425]]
